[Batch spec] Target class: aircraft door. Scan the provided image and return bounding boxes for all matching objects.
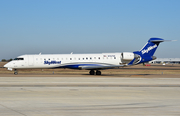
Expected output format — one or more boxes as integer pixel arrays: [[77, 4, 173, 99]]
[[28, 55, 34, 66]]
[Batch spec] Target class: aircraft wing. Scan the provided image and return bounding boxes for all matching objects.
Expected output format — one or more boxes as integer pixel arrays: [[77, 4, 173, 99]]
[[78, 65, 125, 70]]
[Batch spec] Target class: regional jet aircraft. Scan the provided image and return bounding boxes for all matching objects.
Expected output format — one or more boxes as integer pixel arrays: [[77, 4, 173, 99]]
[[4, 38, 167, 75]]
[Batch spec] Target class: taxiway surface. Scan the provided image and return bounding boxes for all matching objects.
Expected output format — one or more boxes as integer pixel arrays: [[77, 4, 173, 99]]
[[0, 76, 180, 116]]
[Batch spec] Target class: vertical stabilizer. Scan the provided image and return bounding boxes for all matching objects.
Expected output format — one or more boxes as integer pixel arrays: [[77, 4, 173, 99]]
[[139, 38, 164, 57], [128, 38, 165, 65]]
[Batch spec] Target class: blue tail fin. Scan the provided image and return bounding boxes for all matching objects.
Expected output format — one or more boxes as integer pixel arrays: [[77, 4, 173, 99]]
[[129, 38, 165, 65], [138, 38, 164, 56]]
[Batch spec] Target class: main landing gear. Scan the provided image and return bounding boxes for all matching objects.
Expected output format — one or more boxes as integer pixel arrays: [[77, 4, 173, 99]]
[[89, 70, 101, 75], [14, 69, 18, 75]]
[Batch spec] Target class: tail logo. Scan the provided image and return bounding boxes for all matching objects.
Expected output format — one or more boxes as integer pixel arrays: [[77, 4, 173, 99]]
[[141, 44, 157, 54]]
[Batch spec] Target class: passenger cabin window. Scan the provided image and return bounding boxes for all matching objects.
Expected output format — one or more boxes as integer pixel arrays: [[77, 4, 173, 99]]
[[14, 58, 24, 60]]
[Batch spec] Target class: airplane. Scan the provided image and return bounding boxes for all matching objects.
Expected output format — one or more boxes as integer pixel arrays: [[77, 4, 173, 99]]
[[4, 38, 168, 75]]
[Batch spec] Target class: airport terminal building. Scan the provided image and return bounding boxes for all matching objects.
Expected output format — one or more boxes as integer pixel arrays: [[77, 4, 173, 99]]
[[150, 58, 180, 64]]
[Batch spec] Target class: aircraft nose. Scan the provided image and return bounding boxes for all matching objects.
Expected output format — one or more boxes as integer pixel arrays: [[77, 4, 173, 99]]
[[4, 63, 13, 71], [4, 63, 10, 68]]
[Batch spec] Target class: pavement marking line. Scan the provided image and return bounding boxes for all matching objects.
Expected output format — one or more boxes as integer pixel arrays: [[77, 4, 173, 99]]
[[0, 84, 180, 87], [0, 103, 27, 116]]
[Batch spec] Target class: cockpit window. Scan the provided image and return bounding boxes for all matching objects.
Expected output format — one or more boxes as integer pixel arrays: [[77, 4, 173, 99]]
[[14, 58, 24, 60]]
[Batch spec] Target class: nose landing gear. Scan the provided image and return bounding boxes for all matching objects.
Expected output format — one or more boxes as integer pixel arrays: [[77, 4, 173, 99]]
[[14, 69, 18, 75]]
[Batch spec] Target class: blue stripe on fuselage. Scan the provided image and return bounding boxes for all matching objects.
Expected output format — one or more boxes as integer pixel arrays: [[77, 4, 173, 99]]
[[54, 63, 102, 69]]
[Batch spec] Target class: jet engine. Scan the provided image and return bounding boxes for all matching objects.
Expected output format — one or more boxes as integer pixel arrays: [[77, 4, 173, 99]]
[[121, 52, 135, 61], [121, 52, 136, 64]]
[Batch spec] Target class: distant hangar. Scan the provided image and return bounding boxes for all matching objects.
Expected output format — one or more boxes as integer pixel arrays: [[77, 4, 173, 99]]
[[150, 58, 180, 64]]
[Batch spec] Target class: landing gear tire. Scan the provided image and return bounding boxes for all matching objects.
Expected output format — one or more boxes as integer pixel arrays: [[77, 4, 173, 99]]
[[14, 72, 18, 75], [89, 70, 95, 75], [14, 69, 18, 75], [96, 70, 101, 75]]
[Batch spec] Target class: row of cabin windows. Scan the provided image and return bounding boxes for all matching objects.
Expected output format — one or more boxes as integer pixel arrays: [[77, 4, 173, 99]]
[[14, 57, 117, 61], [38, 57, 116, 61]]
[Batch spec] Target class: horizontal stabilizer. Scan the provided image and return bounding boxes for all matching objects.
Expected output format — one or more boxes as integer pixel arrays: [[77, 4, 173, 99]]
[[150, 40, 177, 43]]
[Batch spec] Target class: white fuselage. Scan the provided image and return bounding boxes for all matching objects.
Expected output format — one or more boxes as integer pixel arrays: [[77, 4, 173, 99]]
[[4, 53, 124, 69]]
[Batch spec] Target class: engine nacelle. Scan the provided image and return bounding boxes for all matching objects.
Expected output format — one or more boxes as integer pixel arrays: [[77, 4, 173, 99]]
[[121, 52, 135, 61]]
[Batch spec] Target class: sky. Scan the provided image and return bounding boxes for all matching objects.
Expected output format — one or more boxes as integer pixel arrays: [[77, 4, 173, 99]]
[[0, 0, 180, 60]]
